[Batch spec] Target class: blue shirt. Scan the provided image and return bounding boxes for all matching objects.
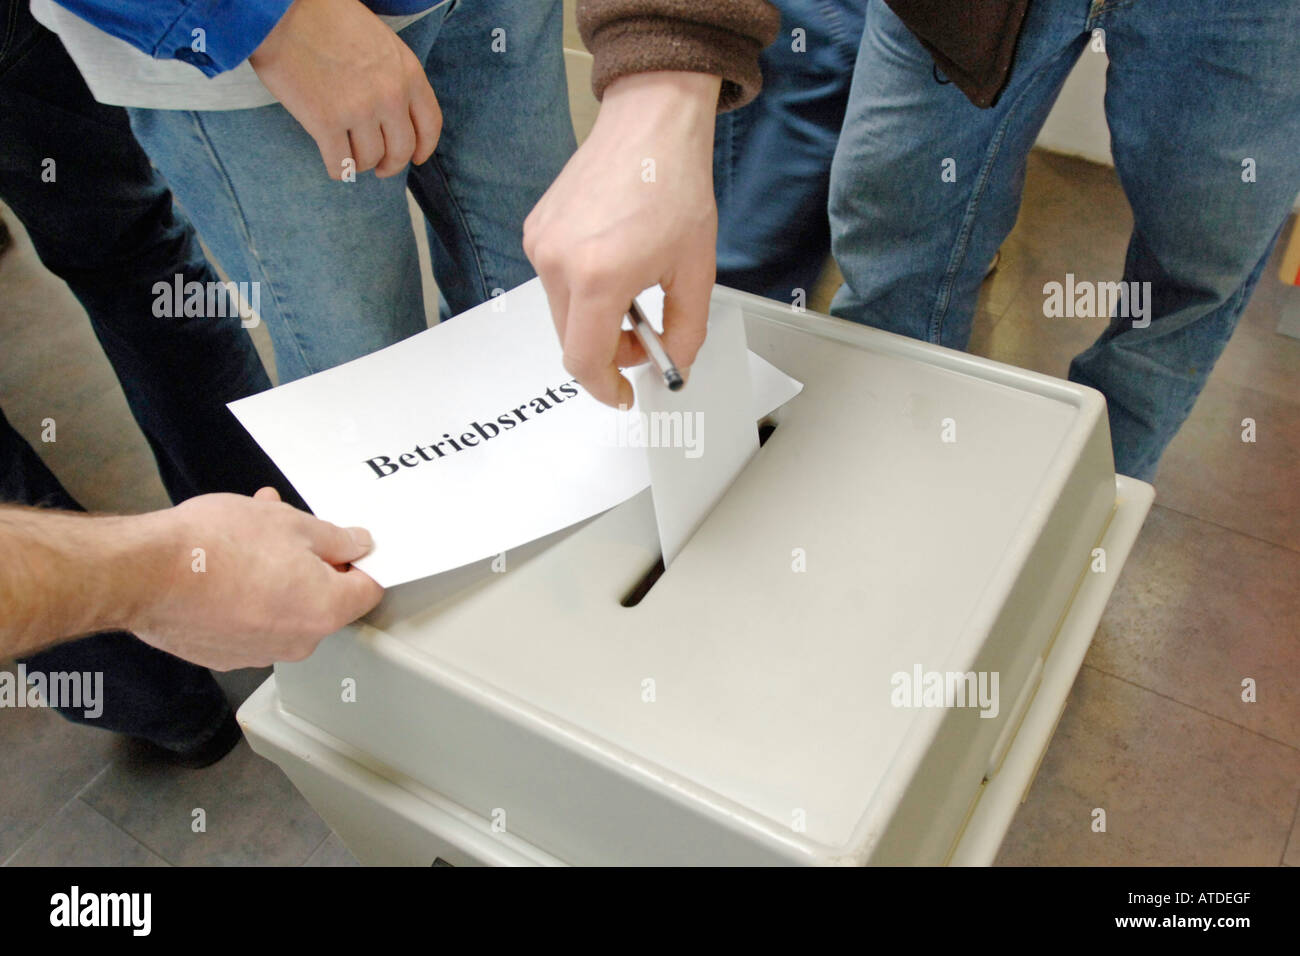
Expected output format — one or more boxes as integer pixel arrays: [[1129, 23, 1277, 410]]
[[51, 1, 438, 77]]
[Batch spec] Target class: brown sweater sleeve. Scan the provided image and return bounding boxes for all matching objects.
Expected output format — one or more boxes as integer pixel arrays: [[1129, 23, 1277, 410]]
[[577, 0, 781, 112]]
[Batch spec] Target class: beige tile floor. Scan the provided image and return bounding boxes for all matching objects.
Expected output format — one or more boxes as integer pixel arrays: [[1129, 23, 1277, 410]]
[[2, 35, 1298, 866]]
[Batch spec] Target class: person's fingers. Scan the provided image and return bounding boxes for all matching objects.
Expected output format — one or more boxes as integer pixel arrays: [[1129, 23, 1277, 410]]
[[348, 124, 385, 174], [315, 127, 354, 181], [613, 327, 648, 369], [375, 113, 416, 178], [521, 196, 553, 261], [563, 296, 635, 408], [253, 486, 282, 503], [526, 224, 572, 348], [325, 566, 385, 624], [658, 247, 715, 371], [409, 82, 442, 165], [537, 274, 570, 351], [303, 517, 375, 565]]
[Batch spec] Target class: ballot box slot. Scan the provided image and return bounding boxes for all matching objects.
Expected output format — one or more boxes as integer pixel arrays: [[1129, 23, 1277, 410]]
[[621, 418, 779, 608], [620, 556, 665, 607]]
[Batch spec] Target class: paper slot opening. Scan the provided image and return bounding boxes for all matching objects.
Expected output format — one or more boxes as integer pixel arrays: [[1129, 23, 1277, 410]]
[[620, 418, 779, 608]]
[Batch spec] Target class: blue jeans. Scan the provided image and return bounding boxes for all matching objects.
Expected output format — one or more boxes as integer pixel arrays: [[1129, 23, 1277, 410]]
[[127, 0, 576, 383], [1, 0, 294, 751], [713, 0, 866, 302], [828, 0, 1300, 480]]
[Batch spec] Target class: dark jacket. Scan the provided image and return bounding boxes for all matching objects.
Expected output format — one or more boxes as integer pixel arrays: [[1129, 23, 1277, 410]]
[[886, 0, 1029, 107]]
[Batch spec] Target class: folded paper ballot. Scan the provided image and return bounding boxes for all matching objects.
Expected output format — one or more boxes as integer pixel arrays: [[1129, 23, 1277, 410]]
[[630, 296, 757, 567], [229, 279, 802, 587]]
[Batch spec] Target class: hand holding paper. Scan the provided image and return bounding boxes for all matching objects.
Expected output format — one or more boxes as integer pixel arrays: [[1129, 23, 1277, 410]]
[[523, 71, 722, 408], [229, 279, 801, 588]]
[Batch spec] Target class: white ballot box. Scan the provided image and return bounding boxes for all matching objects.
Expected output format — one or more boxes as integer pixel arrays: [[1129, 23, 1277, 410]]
[[238, 287, 1153, 866]]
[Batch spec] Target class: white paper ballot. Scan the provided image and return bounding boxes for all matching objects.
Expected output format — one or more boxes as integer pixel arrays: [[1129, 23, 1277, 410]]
[[229, 278, 801, 587], [630, 299, 757, 567]]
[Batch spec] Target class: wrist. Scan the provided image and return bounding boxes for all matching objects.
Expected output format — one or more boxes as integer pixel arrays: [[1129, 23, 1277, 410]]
[[105, 510, 184, 635], [599, 72, 722, 138], [250, 0, 315, 68]]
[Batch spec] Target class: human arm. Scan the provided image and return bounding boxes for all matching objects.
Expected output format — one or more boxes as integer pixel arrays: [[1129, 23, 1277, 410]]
[[51, 0, 293, 75], [524, 1, 779, 407], [0, 487, 382, 670], [50, 0, 440, 179]]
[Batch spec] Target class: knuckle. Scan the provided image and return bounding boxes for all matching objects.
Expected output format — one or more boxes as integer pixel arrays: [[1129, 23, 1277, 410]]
[[528, 241, 563, 277], [340, 100, 368, 126], [383, 92, 407, 117], [536, 247, 565, 277], [569, 252, 617, 297], [562, 351, 601, 381], [374, 78, 404, 108]]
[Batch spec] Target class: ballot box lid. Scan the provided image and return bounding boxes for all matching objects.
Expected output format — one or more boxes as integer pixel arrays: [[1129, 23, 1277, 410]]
[[273, 287, 1123, 865]]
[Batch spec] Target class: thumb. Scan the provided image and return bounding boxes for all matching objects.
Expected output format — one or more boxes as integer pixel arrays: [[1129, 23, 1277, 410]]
[[326, 566, 385, 624], [659, 253, 714, 372], [304, 517, 375, 565]]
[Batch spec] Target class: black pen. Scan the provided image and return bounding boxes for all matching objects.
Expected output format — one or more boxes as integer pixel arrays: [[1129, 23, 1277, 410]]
[[627, 297, 685, 391]]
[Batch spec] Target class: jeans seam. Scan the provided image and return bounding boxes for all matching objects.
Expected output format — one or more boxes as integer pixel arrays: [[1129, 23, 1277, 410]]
[[815, 0, 850, 64], [182, 109, 314, 376], [928, 123, 1007, 343], [821, 0, 863, 66], [929, 38, 1087, 344], [727, 112, 741, 201], [425, 153, 493, 300], [1086, 0, 1136, 30]]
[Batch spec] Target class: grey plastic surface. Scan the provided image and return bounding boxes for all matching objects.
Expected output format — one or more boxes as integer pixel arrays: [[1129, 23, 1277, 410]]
[[261, 287, 1135, 864]]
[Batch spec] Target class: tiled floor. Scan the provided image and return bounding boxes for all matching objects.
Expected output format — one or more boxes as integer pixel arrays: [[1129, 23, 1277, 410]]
[[967, 156, 1300, 866], [3, 41, 1298, 867]]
